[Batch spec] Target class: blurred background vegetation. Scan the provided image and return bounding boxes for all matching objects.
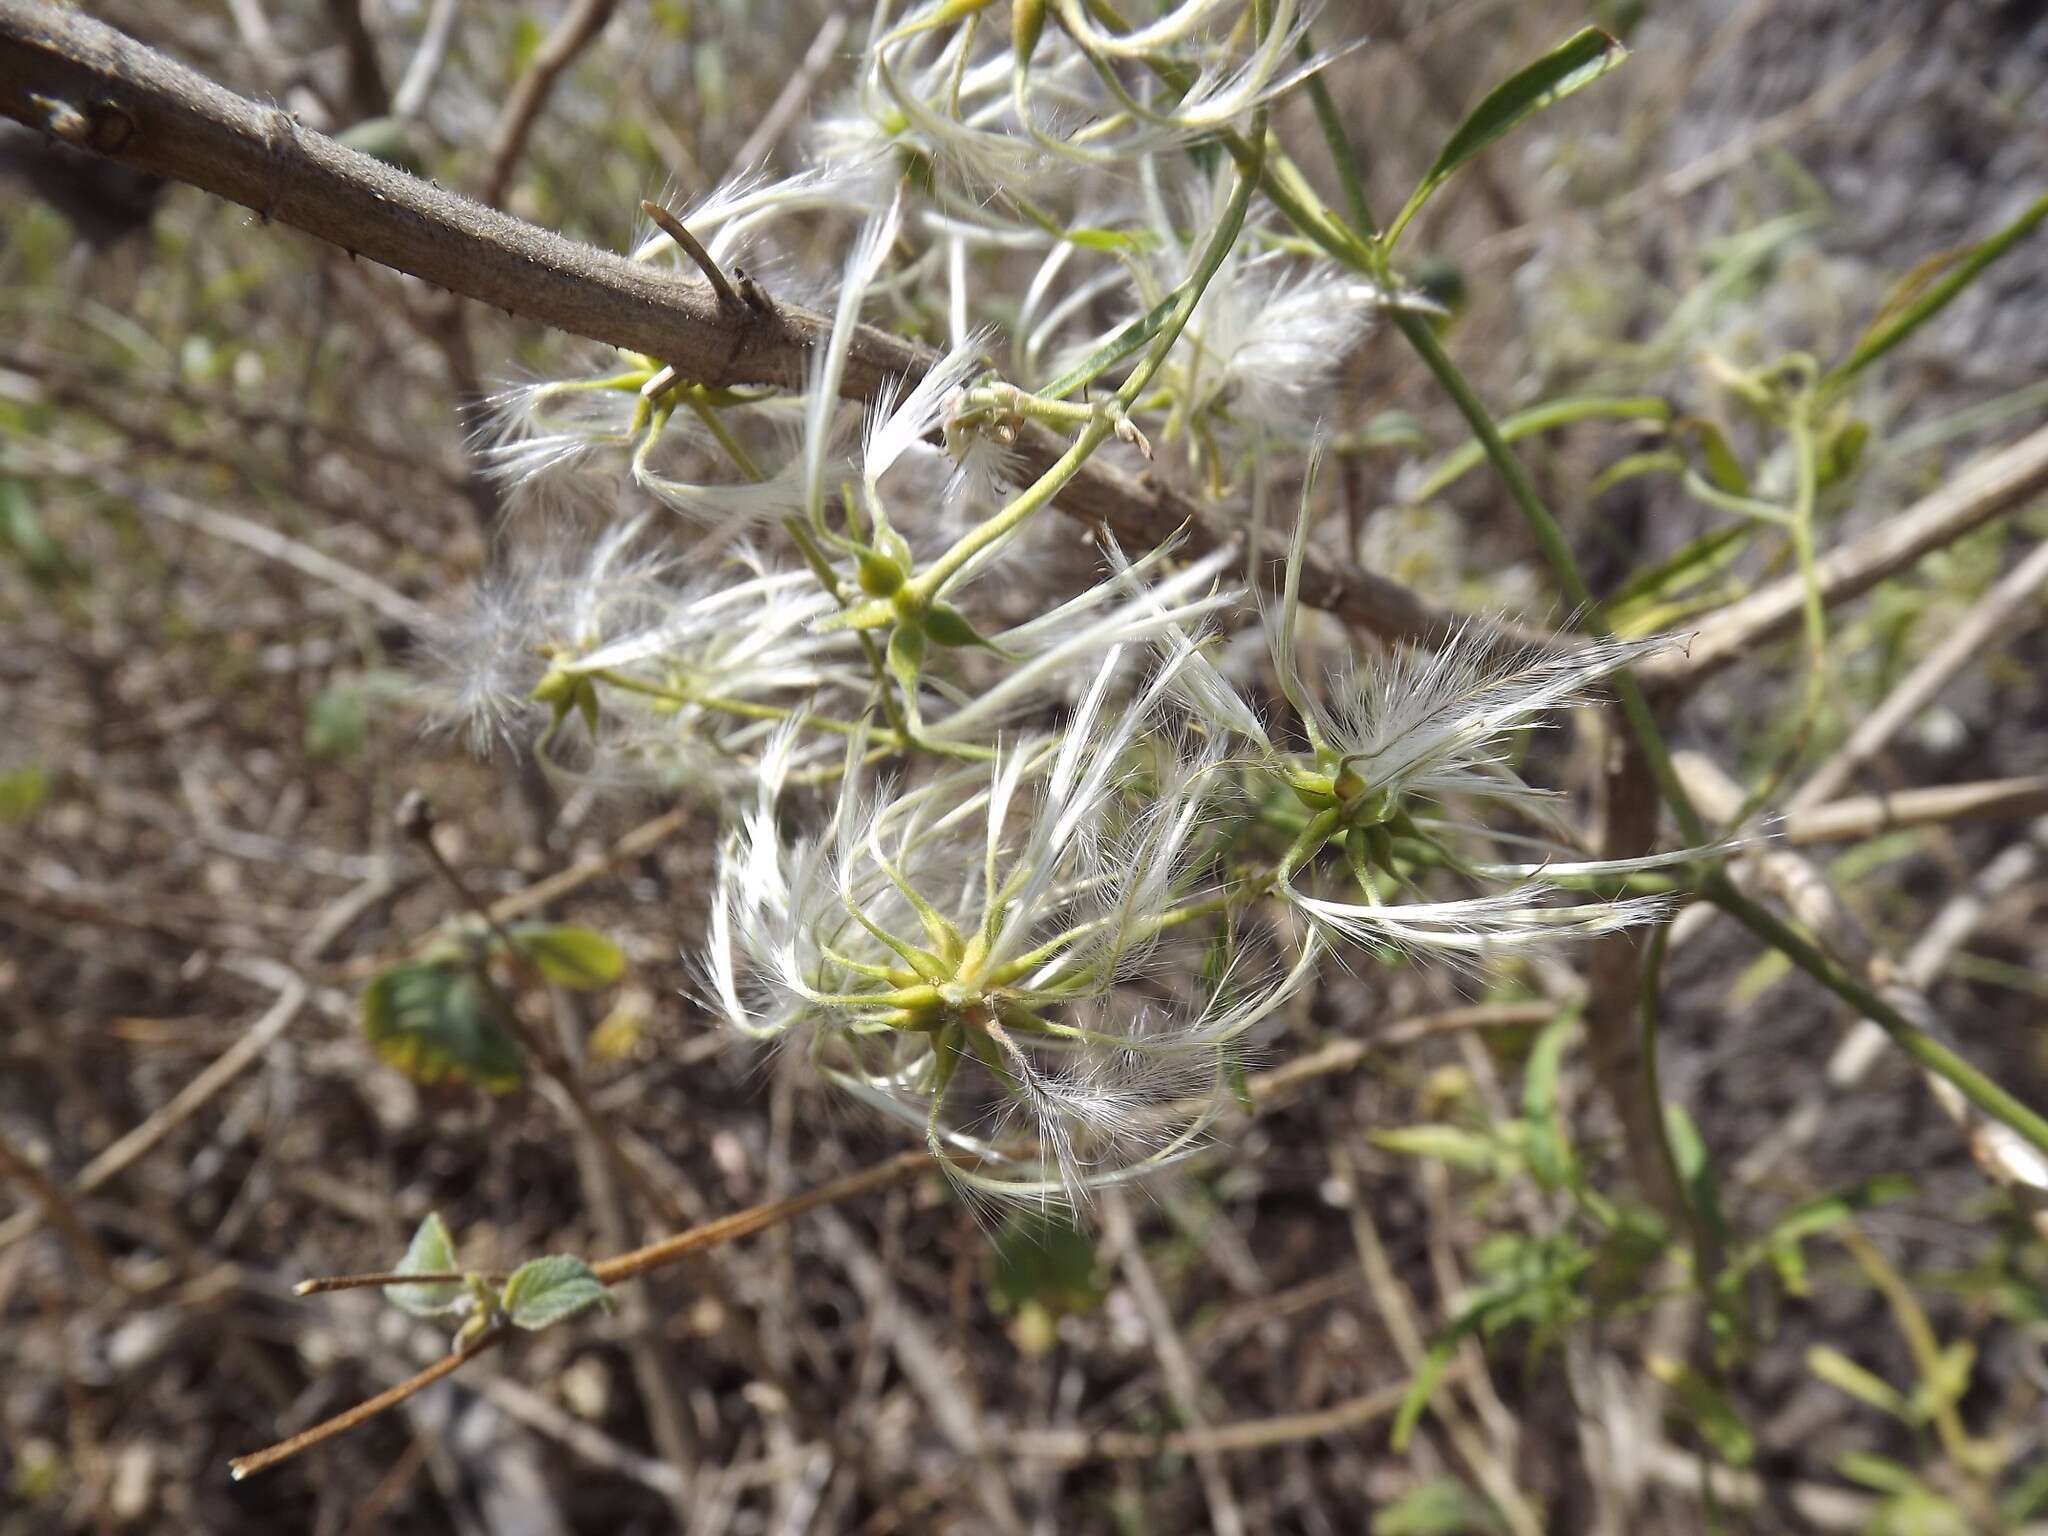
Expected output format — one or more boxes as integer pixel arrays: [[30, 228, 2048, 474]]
[[2, 1, 2045, 1531]]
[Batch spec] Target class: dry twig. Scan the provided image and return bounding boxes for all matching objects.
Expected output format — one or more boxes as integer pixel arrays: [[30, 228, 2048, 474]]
[[0, 0, 1503, 654], [1790, 539, 2048, 811], [480, 0, 621, 208], [0, 961, 307, 1253], [1778, 775, 2048, 845], [1643, 426, 2048, 688]]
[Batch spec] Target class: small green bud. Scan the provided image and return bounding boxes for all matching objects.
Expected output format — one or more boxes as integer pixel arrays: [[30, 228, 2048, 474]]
[[1013, 0, 1046, 65], [857, 549, 906, 596], [886, 621, 928, 692], [924, 601, 994, 650], [531, 666, 601, 737]]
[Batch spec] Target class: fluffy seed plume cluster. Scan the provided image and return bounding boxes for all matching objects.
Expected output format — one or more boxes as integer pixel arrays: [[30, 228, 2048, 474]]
[[421, 0, 1709, 1207]]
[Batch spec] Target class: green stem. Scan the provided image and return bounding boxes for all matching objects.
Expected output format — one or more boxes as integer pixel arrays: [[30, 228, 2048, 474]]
[[907, 109, 1266, 601], [1726, 407, 1827, 827], [1299, 29, 1377, 237], [1640, 921, 1722, 1285], [1705, 871, 2048, 1156], [1390, 310, 1706, 846], [682, 387, 765, 482], [587, 666, 989, 761]]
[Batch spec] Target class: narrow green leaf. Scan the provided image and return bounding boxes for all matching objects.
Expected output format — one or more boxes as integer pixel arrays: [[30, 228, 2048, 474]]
[[1333, 410, 1433, 455], [1751, 1177, 1917, 1255], [1727, 947, 1792, 1009], [1521, 1016, 1574, 1191], [1661, 1103, 1726, 1255], [886, 620, 928, 694], [336, 116, 427, 173], [1371, 1125, 1500, 1175], [1588, 448, 1685, 497], [500, 1255, 614, 1331], [0, 479, 82, 589], [510, 925, 625, 990], [1407, 395, 1668, 503], [1672, 417, 1750, 495], [1814, 416, 1869, 489], [1806, 1345, 1908, 1419], [1834, 1450, 1916, 1495], [387, 1212, 466, 1318], [1827, 191, 2048, 391], [1036, 290, 1180, 401], [1999, 1454, 2048, 1523], [305, 679, 370, 759], [1386, 28, 1628, 248], [361, 960, 526, 1093], [1647, 1356, 1755, 1467], [1376, 1477, 1506, 1535], [1605, 522, 1752, 614], [1392, 1338, 1459, 1451], [1906, 1340, 1975, 1425]]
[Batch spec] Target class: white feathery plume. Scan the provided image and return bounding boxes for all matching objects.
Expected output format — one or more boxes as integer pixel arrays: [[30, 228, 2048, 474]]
[[805, 189, 906, 529]]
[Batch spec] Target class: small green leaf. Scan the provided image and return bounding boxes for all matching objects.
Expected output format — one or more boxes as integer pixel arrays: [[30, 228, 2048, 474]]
[[1999, 1454, 2048, 1523], [0, 479, 81, 590], [532, 666, 601, 740], [1827, 191, 2048, 391], [1392, 1338, 1459, 1451], [1036, 290, 1179, 400], [1647, 1356, 1754, 1467], [509, 925, 625, 990], [886, 620, 928, 693], [362, 960, 526, 1093], [1661, 1103, 1727, 1262], [305, 680, 369, 759], [0, 765, 50, 823], [387, 1212, 466, 1318], [1520, 1016, 1573, 1190], [1815, 416, 1869, 489], [1371, 1125, 1500, 1175], [1386, 28, 1628, 247], [1377, 1477, 1506, 1535], [1834, 1450, 1916, 1495], [1605, 522, 1753, 628], [500, 1255, 614, 1331], [1727, 947, 1792, 1008], [1223, 1049, 1254, 1114], [305, 669, 406, 760], [1408, 394, 1668, 503], [1807, 1345, 1907, 1419], [1588, 448, 1685, 497], [1672, 417, 1750, 495], [1907, 1340, 1975, 1425], [988, 1207, 1105, 1318], [1729, 1175, 1915, 1293], [1333, 410, 1433, 455]]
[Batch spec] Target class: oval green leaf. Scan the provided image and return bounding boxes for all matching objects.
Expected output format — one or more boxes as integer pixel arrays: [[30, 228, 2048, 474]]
[[388, 1212, 466, 1319], [510, 925, 625, 990], [362, 960, 526, 1093], [500, 1255, 614, 1331]]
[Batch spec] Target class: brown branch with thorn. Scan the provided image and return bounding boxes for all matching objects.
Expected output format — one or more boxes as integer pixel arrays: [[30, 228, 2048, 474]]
[[0, 0, 1517, 656]]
